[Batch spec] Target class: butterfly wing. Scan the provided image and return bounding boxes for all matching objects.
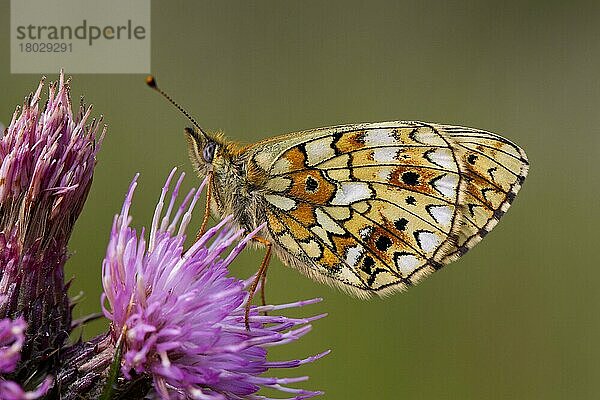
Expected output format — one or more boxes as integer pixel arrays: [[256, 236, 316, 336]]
[[246, 121, 528, 297]]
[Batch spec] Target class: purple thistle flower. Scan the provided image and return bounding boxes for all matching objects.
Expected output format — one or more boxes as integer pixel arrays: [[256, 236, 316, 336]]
[[102, 169, 328, 400], [0, 72, 103, 381], [0, 305, 53, 399], [0, 72, 104, 243]]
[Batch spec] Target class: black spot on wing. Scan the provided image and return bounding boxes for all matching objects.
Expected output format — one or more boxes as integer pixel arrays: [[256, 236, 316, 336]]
[[402, 171, 419, 185], [375, 235, 392, 251], [394, 218, 409, 231], [361, 255, 375, 274], [305, 175, 319, 192], [506, 191, 516, 204], [493, 209, 505, 219]]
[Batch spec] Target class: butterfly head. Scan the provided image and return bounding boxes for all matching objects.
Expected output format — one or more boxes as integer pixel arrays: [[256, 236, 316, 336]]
[[184, 126, 229, 177]]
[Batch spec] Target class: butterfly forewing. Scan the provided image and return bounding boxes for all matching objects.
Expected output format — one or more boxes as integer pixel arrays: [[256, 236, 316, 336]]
[[247, 121, 528, 297]]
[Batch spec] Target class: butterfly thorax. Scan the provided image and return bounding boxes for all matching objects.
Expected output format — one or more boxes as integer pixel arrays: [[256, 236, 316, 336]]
[[186, 130, 269, 232], [211, 157, 268, 231]]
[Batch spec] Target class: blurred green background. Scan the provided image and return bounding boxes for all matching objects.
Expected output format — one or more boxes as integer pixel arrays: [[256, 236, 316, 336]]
[[1, 1, 599, 399]]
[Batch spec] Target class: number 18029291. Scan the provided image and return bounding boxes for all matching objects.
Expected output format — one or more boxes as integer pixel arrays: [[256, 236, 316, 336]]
[[19, 42, 72, 53]]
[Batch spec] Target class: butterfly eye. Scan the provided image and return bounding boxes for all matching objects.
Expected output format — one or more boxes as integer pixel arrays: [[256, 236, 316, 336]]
[[203, 141, 217, 163]]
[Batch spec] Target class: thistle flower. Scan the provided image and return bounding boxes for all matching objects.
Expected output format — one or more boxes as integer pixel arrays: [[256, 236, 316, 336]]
[[102, 169, 328, 400], [0, 72, 103, 377], [0, 72, 103, 246], [0, 310, 53, 399]]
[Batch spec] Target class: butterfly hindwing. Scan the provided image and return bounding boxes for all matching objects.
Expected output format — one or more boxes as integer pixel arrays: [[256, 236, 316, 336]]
[[247, 121, 528, 297]]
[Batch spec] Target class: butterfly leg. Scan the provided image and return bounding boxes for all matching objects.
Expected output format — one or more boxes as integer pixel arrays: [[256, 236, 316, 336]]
[[260, 264, 268, 307], [196, 170, 214, 241], [244, 236, 272, 330]]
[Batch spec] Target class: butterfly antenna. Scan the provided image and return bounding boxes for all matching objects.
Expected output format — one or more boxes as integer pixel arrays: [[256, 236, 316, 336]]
[[145, 75, 208, 137]]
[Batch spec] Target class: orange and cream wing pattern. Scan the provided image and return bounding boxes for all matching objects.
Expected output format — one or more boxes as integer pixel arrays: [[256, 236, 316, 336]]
[[247, 121, 528, 297]]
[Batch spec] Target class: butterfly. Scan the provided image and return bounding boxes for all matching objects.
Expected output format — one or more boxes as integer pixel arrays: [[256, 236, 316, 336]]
[[147, 77, 528, 314]]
